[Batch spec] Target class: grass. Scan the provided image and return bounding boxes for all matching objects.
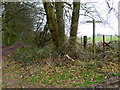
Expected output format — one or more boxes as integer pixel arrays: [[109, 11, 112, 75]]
[[3, 60, 119, 88], [3, 54, 119, 87], [2, 41, 119, 88], [77, 35, 118, 42]]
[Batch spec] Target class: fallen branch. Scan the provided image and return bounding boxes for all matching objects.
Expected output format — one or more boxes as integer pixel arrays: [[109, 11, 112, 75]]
[[65, 55, 75, 61]]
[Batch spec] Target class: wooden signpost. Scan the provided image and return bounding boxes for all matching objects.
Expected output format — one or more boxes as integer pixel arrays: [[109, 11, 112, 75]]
[[86, 19, 102, 59]]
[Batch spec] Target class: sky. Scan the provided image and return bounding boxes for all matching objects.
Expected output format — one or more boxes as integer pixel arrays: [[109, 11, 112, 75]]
[[76, 0, 119, 37], [4, 0, 118, 37], [0, 0, 119, 37]]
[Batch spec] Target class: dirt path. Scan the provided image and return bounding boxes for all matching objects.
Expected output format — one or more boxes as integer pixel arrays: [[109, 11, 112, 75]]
[[1, 41, 35, 88], [2, 40, 25, 59], [0, 41, 25, 71]]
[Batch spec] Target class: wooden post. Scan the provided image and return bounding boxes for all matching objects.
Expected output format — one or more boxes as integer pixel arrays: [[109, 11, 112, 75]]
[[86, 19, 102, 59], [103, 35, 105, 51], [103, 35, 105, 58], [81, 35, 82, 48], [93, 19, 95, 56], [83, 36, 87, 49], [110, 35, 112, 47]]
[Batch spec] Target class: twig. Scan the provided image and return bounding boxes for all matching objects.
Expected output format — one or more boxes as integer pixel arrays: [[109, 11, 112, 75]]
[[65, 55, 74, 61]]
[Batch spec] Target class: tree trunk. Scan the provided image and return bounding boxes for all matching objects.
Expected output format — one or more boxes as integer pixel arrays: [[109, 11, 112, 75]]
[[43, 2, 59, 47], [55, 1, 65, 46], [70, 2, 80, 45]]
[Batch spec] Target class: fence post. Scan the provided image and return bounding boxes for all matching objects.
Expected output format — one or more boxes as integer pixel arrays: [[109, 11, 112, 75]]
[[93, 19, 95, 59], [103, 35, 105, 58], [103, 35, 105, 51], [81, 35, 82, 48], [83, 36, 87, 49], [110, 35, 112, 47]]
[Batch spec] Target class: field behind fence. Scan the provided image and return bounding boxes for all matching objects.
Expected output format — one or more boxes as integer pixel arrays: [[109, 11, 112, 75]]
[[77, 35, 118, 43]]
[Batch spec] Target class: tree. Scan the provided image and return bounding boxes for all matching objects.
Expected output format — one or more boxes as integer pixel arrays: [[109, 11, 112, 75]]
[[43, 1, 65, 48], [70, 1, 80, 45], [43, 1, 81, 48], [55, 1, 65, 46], [43, 2, 59, 47], [2, 2, 36, 45]]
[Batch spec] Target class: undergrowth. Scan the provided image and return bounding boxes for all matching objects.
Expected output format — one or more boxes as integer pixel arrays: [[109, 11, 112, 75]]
[[2, 41, 119, 88]]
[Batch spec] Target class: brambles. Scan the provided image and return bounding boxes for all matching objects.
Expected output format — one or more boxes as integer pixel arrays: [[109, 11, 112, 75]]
[[8, 40, 118, 66]]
